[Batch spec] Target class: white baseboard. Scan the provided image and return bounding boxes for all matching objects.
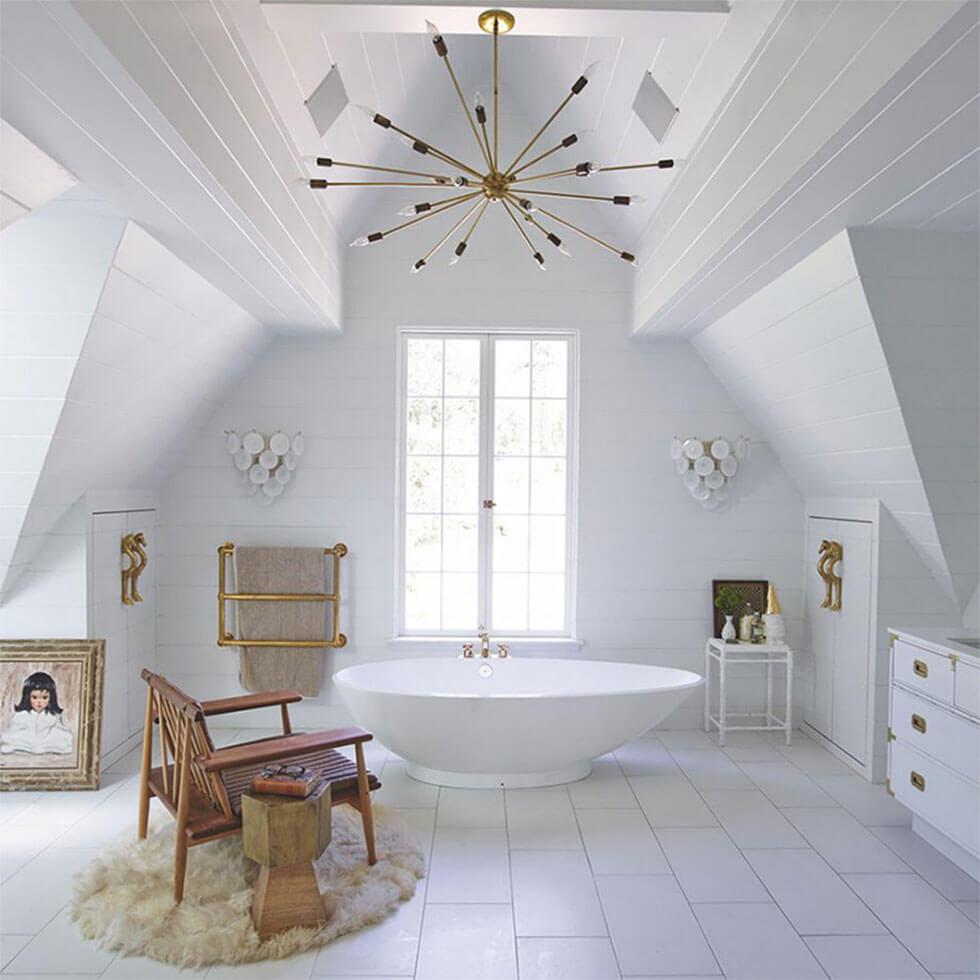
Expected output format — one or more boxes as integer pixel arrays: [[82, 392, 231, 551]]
[[913, 815, 980, 882]]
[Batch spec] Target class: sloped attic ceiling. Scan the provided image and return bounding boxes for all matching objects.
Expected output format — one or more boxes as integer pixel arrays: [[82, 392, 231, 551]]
[[693, 226, 979, 613], [231, 0, 780, 250], [0, 120, 77, 230], [634, 0, 979, 336], [0, 188, 266, 601]]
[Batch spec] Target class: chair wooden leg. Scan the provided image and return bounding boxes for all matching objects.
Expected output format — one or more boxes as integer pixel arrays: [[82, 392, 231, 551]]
[[137, 686, 155, 840], [174, 832, 188, 904], [355, 742, 377, 865]]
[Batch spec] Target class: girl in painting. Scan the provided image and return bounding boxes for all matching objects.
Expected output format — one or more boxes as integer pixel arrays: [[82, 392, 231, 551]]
[[0, 671, 74, 755]]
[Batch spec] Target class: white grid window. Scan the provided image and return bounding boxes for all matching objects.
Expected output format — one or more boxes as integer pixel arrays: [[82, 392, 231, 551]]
[[399, 332, 576, 637]]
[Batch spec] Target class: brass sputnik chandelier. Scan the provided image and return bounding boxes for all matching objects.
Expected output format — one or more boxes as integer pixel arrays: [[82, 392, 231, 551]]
[[308, 9, 674, 272]]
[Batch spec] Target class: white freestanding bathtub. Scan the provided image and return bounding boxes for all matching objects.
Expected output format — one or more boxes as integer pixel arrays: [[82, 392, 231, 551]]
[[334, 657, 702, 787]]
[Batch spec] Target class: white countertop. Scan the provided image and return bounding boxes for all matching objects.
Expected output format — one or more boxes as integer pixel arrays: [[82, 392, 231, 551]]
[[889, 626, 980, 662]]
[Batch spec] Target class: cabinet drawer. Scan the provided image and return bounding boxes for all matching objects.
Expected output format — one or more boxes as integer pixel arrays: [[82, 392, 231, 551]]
[[954, 658, 980, 718], [891, 685, 980, 783], [893, 639, 954, 705], [891, 739, 979, 857]]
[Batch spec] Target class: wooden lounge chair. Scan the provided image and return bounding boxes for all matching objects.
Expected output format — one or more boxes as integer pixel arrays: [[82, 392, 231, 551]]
[[136, 669, 380, 903]]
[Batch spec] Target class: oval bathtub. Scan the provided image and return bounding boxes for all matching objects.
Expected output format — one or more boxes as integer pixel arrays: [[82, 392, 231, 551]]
[[334, 657, 702, 788]]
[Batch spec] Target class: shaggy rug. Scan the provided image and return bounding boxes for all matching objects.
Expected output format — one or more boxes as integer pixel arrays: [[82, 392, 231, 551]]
[[70, 804, 425, 968]]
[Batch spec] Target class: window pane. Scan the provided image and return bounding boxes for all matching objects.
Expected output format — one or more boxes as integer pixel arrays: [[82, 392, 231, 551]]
[[443, 516, 478, 572], [529, 516, 565, 572], [530, 458, 566, 514], [495, 340, 530, 396], [532, 340, 568, 397], [492, 573, 528, 631], [495, 399, 529, 455], [406, 457, 441, 513], [444, 398, 479, 455], [443, 457, 479, 514], [407, 338, 443, 396], [407, 397, 442, 454], [494, 457, 529, 513], [529, 574, 564, 630], [493, 515, 529, 572], [405, 516, 441, 571], [442, 573, 477, 630], [445, 339, 480, 396], [531, 399, 566, 456], [405, 572, 440, 629]]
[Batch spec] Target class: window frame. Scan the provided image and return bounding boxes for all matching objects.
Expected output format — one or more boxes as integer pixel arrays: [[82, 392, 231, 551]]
[[395, 327, 579, 639]]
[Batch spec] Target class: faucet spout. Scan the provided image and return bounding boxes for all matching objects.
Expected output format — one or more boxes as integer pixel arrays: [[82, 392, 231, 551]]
[[478, 625, 491, 658]]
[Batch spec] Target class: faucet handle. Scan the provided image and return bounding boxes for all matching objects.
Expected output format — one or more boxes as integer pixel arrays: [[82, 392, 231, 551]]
[[462, 642, 474, 658], [497, 643, 509, 658]]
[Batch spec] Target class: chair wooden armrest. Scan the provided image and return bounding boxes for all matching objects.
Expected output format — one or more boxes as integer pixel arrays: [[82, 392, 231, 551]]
[[199, 690, 303, 717], [198, 727, 373, 772]]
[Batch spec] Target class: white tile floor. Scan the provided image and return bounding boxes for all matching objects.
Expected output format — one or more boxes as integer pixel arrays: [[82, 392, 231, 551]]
[[1, 728, 978, 980]]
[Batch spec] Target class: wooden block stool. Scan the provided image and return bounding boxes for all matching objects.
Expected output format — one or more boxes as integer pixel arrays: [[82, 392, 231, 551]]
[[242, 781, 332, 940]]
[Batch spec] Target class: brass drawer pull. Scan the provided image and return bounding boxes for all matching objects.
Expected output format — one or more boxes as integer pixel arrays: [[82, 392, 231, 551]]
[[910, 771, 926, 792], [913, 659, 929, 678], [911, 714, 927, 734]]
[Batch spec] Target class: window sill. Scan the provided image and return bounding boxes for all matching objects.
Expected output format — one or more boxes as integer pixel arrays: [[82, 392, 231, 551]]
[[387, 636, 585, 654]]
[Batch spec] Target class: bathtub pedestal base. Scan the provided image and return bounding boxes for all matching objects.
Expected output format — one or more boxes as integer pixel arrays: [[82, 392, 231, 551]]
[[406, 760, 591, 789]]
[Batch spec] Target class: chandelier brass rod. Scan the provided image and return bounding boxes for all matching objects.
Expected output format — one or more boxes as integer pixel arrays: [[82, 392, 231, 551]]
[[500, 198, 539, 256], [314, 180, 469, 188], [505, 91, 574, 176], [479, 119, 494, 170], [508, 167, 577, 184], [493, 18, 500, 169], [531, 202, 625, 258], [509, 139, 574, 178], [420, 198, 487, 265], [461, 198, 491, 247], [515, 189, 623, 204], [380, 192, 482, 237], [385, 120, 483, 179], [599, 161, 673, 173], [442, 55, 493, 171], [319, 159, 465, 183], [506, 197, 560, 242]]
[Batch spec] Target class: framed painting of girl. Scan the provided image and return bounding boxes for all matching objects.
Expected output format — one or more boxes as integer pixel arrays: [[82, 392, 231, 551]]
[[0, 639, 105, 790]]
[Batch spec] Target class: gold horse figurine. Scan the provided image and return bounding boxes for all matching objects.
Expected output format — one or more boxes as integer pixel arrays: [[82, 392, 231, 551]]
[[817, 539, 843, 611], [121, 532, 148, 604]]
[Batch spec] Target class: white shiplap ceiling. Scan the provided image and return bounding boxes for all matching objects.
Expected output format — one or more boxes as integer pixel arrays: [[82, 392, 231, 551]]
[[233, 1, 781, 243]]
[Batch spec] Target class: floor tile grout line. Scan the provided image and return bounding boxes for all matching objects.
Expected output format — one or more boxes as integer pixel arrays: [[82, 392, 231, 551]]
[[566, 774, 623, 979], [616, 733, 725, 978], [409, 782, 440, 980], [503, 784, 521, 980]]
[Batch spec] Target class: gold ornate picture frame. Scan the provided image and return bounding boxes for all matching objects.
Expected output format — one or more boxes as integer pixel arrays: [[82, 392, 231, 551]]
[[0, 639, 105, 791]]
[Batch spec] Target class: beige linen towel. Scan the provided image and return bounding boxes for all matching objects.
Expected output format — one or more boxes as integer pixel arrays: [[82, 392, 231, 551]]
[[235, 546, 327, 696]]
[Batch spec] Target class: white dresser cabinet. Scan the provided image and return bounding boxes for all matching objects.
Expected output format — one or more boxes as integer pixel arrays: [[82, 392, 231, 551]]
[[888, 629, 980, 879]]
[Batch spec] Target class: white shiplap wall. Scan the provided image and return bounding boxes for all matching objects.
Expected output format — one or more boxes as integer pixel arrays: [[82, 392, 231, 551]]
[[157, 216, 806, 731], [692, 227, 977, 615]]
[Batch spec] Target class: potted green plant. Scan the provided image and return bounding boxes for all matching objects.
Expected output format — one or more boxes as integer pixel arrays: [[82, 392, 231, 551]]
[[714, 586, 744, 641]]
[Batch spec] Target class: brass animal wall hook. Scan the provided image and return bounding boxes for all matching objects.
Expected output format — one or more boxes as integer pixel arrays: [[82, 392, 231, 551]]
[[121, 532, 148, 605], [817, 539, 843, 611]]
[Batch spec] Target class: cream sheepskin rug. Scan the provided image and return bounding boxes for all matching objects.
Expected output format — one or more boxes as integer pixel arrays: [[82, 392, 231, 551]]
[[71, 804, 424, 968]]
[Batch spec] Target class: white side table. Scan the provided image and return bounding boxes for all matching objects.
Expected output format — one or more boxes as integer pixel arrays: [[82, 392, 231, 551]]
[[704, 638, 793, 746]]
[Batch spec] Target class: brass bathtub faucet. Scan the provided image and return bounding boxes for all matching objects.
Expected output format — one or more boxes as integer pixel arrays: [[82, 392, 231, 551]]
[[461, 629, 510, 659]]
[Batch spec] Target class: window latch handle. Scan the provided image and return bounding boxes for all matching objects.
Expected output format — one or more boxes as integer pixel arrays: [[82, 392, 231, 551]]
[[482, 499, 496, 509]]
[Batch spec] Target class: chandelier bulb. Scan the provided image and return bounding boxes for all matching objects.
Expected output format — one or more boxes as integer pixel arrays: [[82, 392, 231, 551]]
[[411, 258, 427, 273], [425, 19, 440, 35], [583, 61, 600, 81], [558, 244, 572, 257], [534, 252, 547, 271], [398, 202, 430, 216], [474, 91, 487, 125], [453, 176, 470, 187], [517, 198, 537, 214], [630, 194, 647, 205], [349, 236, 370, 247], [575, 161, 602, 177]]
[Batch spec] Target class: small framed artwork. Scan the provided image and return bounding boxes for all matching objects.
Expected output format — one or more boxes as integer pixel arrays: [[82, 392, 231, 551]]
[[711, 580, 768, 639], [0, 639, 105, 791]]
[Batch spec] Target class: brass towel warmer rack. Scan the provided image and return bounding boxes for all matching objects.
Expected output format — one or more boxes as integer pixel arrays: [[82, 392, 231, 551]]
[[216, 542, 348, 649]]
